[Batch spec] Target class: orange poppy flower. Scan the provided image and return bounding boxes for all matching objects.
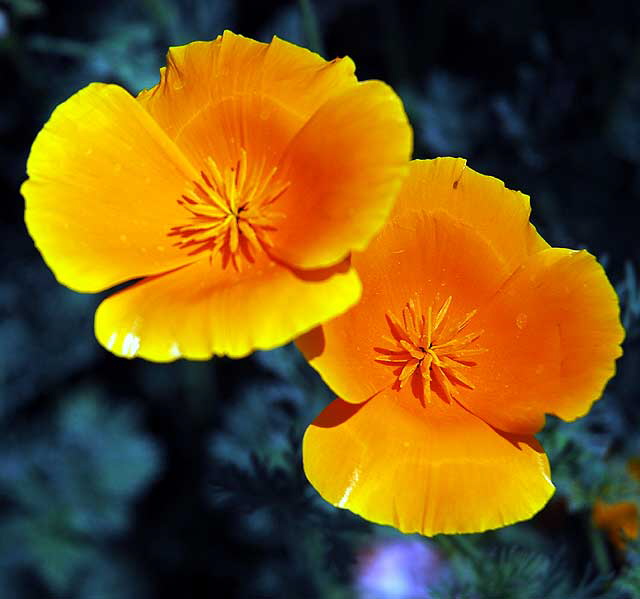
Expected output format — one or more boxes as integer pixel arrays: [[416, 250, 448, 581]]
[[628, 457, 640, 481], [593, 500, 639, 550], [22, 31, 412, 360], [298, 158, 624, 535]]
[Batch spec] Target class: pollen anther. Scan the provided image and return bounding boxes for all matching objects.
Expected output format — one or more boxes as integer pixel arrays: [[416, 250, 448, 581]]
[[376, 295, 486, 405], [168, 149, 289, 270]]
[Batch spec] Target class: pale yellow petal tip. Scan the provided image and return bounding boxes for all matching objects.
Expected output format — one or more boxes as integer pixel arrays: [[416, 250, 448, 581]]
[[308, 465, 555, 537], [330, 478, 556, 537]]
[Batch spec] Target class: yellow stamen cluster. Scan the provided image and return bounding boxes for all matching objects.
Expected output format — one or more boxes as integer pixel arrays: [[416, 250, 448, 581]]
[[376, 295, 486, 405], [168, 149, 289, 270]]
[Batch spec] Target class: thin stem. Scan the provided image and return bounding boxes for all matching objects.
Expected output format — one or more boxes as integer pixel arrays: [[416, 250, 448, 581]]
[[588, 521, 612, 577]]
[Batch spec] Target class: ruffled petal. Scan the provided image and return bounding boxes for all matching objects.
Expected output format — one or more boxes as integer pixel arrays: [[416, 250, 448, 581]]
[[455, 248, 624, 434], [138, 31, 357, 141], [270, 81, 412, 269], [298, 210, 510, 403], [303, 389, 554, 536], [94, 252, 361, 361], [394, 158, 548, 270], [22, 83, 198, 293], [137, 31, 358, 170]]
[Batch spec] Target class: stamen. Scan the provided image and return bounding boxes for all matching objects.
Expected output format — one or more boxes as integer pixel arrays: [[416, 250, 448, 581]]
[[168, 151, 290, 270], [433, 296, 452, 332], [375, 295, 484, 406]]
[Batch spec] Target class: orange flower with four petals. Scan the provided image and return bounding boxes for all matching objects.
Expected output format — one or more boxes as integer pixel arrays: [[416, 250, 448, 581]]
[[22, 31, 411, 360], [299, 158, 624, 535]]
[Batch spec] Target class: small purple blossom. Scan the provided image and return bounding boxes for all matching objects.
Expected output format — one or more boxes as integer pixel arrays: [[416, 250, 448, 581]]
[[355, 538, 449, 599]]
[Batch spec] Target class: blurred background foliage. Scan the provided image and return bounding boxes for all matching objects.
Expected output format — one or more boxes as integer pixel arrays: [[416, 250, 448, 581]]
[[1, 0, 639, 597]]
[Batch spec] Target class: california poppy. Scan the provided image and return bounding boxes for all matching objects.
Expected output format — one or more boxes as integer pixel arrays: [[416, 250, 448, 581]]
[[22, 31, 411, 360], [593, 500, 639, 550], [298, 158, 624, 535]]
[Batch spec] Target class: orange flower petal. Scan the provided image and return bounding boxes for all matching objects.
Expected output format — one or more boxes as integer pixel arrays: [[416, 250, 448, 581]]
[[270, 80, 412, 269], [395, 158, 548, 269], [303, 389, 554, 535], [298, 210, 511, 403], [94, 253, 361, 361], [22, 83, 198, 293], [136, 31, 359, 206], [457, 248, 624, 434], [138, 31, 358, 149]]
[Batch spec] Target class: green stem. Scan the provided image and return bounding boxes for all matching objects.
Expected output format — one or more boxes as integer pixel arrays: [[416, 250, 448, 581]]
[[589, 522, 612, 577]]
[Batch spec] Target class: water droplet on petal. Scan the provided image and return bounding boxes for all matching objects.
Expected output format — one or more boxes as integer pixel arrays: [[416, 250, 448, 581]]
[[259, 105, 272, 120], [516, 313, 528, 329]]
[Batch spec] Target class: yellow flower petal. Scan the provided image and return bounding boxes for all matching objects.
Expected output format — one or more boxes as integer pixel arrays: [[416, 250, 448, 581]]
[[303, 389, 554, 536], [95, 254, 361, 361], [23, 83, 197, 293]]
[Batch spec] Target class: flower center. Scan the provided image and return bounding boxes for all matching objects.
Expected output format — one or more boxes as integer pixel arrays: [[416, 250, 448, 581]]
[[375, 295, 486, 405], [168, 149, 289, 270]]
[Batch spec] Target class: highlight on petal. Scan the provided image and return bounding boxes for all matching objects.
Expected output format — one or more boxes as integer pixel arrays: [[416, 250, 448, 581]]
[[303, 389, 554, 536], [95, 254, 361, 361], [23, 31, 412, 359], [22, 83, 199, 293]]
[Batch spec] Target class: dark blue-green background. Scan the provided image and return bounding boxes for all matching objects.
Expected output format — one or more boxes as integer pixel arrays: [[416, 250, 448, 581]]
[[1, 1, 639, 597]]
